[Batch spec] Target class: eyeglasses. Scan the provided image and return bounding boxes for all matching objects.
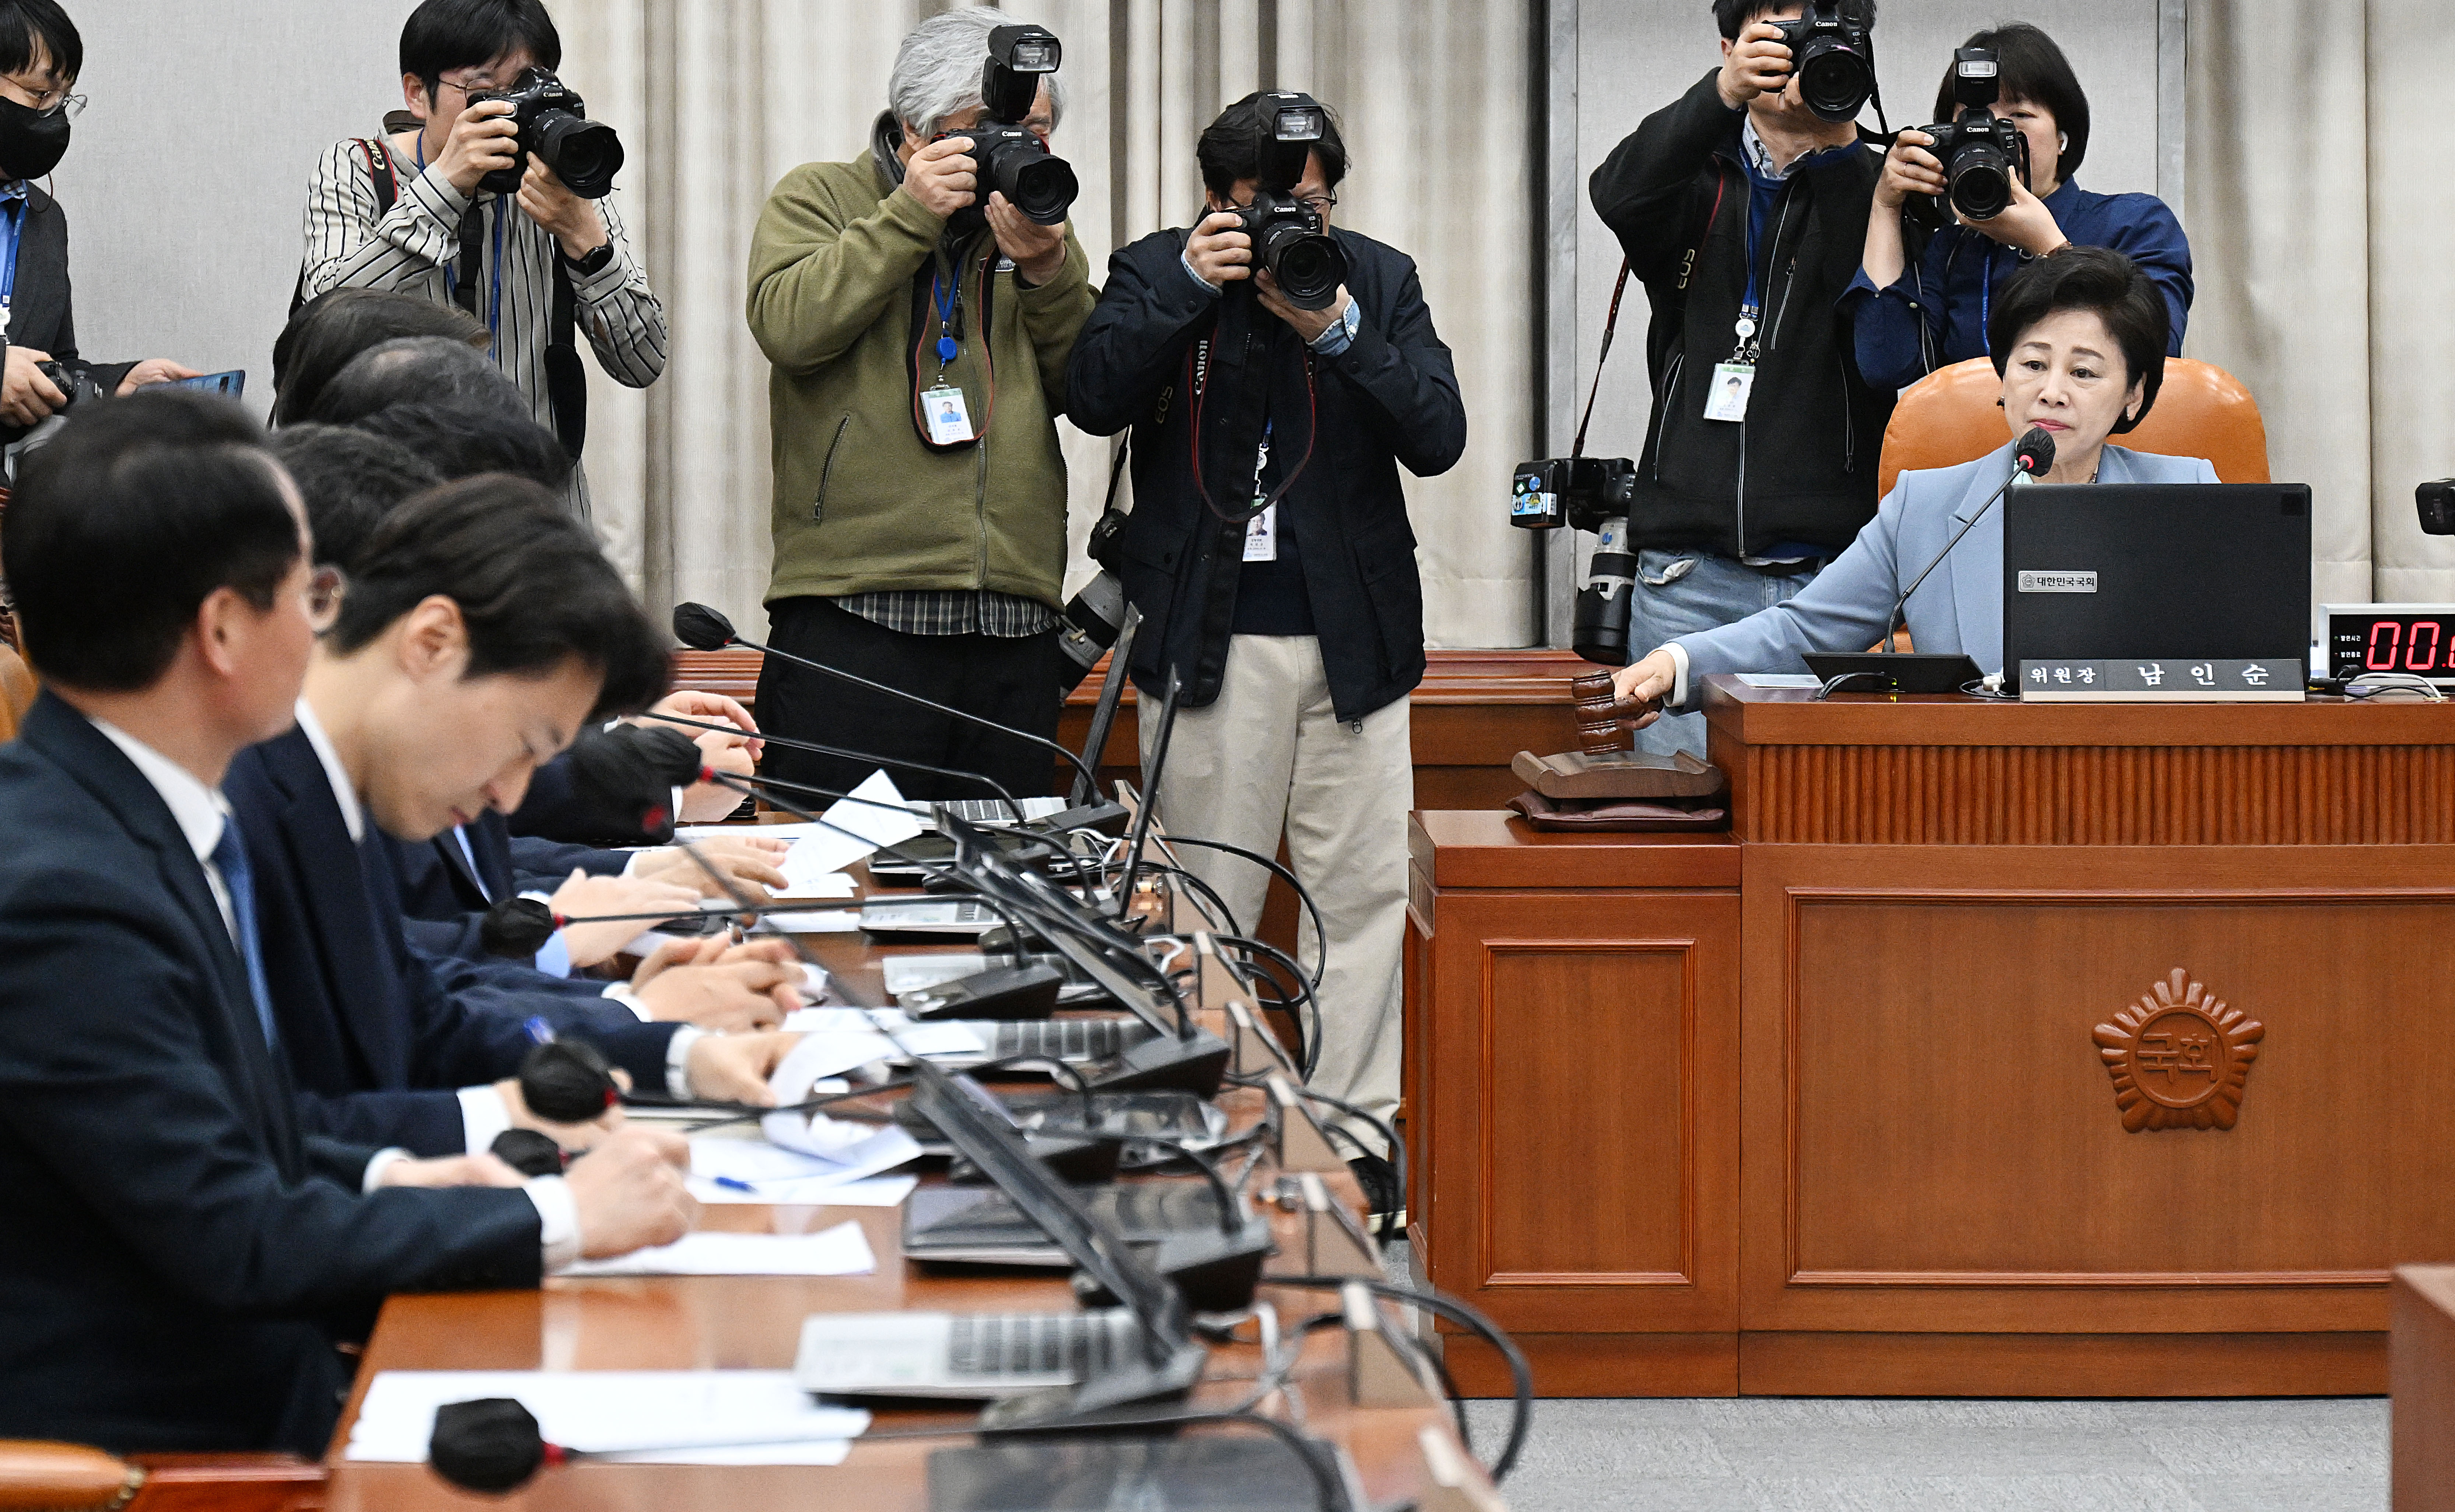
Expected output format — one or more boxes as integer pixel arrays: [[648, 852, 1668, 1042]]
[[306, 567, 347, 633], [0, 76, 83, 118]]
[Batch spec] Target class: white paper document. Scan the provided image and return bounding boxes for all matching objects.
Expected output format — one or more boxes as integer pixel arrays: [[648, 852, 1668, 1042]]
[[690, 1172, 918, 1207], [688, 1132, 921, 1199], [346, 1370, 870, 1464], [777, 770, 925, 886], [772, 872, 858, 901], [773, 1017, 988, 1061], [765, 909, 860, 934], [558, 1222, 876, 1277], [1736, 673, 1826, 689]]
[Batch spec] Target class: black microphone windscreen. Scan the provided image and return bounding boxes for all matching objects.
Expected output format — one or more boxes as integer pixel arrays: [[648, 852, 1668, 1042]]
[[2014, 427, 2057, 476], [567, 724, 702, 840], [519, 1039, 618, 1125], [430, 1397, 547, 1494], [672, 602, 736, 651], [479, 897, 557, 959], [489, 1127, 564, 1178]]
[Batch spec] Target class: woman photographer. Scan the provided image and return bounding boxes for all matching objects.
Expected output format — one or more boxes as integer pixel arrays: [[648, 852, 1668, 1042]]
[[1610, 247, 2214, 717], [1846, 22, 2191, 392]]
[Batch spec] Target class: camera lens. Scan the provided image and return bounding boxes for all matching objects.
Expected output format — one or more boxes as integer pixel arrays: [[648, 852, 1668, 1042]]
[[1947, 140, 2012, 220], [535, 113, 624, 199], [1795, 42, 1873, 123], [1570, 519, 1636, 667], [999, 143, 1079, 226]]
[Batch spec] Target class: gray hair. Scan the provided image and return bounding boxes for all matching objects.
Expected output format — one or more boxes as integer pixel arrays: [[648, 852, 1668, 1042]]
[[886, 8, 1064, 141]]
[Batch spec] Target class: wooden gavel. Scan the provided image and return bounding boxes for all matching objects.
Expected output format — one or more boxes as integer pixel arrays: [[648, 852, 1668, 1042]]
[[1569, 671, 1628, 756]]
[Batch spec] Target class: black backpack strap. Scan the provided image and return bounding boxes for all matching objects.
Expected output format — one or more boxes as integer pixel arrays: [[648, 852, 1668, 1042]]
[[291, 137, 404, 317]]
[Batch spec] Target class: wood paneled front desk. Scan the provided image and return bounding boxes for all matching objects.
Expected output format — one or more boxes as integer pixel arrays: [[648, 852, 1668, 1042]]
[[1406, 676, 2455, 1399]]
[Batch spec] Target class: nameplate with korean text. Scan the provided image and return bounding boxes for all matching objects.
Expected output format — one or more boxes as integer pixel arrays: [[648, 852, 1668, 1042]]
[[2016, 658, 2305, 703]]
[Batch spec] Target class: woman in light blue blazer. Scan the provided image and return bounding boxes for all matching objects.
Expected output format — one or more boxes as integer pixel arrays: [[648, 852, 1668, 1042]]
[[1613, 245, 2217, 722]]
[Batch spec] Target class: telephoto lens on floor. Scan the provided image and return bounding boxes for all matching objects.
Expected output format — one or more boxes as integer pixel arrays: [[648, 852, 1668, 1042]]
[[519, 1039, 619, 1124], [479, 896, 557, 960]]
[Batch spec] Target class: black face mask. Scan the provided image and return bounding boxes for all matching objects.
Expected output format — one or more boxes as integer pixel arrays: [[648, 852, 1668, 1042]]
[[0, 97, 70, 181]]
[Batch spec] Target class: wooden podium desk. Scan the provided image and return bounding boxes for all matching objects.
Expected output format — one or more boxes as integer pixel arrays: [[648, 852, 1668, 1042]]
[[1407, 676, 2455, 1398], [323, 917, 1484, 1512]]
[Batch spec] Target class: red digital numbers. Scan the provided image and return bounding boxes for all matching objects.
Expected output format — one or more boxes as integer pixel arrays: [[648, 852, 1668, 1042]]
[[2410, 621, 2444, 672], [2361, 617, 2448, 673]]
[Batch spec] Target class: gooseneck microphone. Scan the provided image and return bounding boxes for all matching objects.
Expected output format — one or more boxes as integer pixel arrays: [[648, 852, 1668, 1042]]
[[1882, 426, 2057, 651], [641, 710, 1025, 823], [672, 603, 1099, 798]]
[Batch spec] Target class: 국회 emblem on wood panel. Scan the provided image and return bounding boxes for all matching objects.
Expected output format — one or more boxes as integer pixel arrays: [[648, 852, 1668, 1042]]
[[2092, 969, 2264, 1132]]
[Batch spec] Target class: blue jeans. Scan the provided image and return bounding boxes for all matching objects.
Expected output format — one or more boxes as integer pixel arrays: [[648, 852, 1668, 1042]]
[[1626, 549, 1823, 757]]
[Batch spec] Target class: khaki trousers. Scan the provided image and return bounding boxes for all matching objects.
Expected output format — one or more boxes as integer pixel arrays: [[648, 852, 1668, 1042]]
[[1139, 636, 1410, 1145]]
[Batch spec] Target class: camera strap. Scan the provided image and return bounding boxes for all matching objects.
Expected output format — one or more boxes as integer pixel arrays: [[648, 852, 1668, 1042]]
[[1570, 259, 1630, 460], [288, 138, 398, 318]]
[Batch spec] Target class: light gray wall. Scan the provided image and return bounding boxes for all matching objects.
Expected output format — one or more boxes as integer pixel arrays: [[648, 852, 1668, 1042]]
[[1541, 0, 2181, 640], [54, 0, 407, 418]]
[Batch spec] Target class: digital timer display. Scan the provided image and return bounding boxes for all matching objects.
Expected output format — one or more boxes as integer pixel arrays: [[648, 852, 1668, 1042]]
[[2323, 605, 2455, 684]]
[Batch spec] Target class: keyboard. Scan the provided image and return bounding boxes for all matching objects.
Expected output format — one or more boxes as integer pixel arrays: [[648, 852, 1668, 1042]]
[[947, 1312, 1125, 1379], [991, 1018, 1152, 1063], [908, 797, 1072, 827]]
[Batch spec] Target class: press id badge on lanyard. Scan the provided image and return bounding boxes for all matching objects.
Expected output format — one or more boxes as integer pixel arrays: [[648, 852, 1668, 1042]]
[[1242, 420, 1278, 562], [1704, 311, 1757, 424], [924, 385, 975, 445]]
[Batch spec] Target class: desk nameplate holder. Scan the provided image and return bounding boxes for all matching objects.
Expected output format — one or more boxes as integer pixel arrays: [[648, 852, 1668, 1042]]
[[1343, 1278, 1442, 1410], [1266, 1076, 1346, 1175], [2017, 657, 2305, 703], [1227, 1001, 1286, 1080], [1416, 1425, 1508, 1512], [1268, 1170, 1381, 1280]]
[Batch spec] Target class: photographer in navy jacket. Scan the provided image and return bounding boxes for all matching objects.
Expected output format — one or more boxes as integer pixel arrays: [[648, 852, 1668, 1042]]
[[1064, 92, 1463, 1193], [1846, 21, 2192, 391]]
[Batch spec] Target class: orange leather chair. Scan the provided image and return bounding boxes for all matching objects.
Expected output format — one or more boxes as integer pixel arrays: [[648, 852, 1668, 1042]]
[[1876, 356, 2270, 499], [0, 1439, 322, 1511], [0, 642, 32, 744]]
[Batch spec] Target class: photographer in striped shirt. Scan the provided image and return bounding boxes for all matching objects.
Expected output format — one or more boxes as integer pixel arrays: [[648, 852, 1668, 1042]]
[[297, 0, 665, 519]]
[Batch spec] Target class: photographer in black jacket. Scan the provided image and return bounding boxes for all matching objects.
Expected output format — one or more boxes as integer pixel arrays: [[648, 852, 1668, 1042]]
[[1589, 0, 1892, 755], [1066, 92, 1463, 1184]]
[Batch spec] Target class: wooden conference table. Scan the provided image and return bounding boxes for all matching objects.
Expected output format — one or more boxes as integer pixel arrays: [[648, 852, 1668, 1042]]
[[1408, 676, 2455, 1398], [323, 873, 1490, 1511]]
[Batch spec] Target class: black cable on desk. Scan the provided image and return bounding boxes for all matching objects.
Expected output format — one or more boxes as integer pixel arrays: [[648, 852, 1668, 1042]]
[[1161, 835, 1328, 992], [1264, 1276, 1532, 1486]]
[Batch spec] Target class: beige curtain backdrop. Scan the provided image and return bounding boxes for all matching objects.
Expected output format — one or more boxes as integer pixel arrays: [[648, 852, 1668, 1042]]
[[2186, 0, 2455, 609], [560, 0, 1533, 648]]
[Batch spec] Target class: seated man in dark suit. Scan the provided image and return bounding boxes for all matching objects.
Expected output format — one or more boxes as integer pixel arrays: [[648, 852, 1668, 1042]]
[[0, 391, 696, 1453], [226, 473, 806, 1159], [0, 0, 198, 433], [268, 419, 789, 990]]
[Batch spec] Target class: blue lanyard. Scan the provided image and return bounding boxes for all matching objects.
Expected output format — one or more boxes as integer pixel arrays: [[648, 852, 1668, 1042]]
[[1977, 242, 1996, 355], [931, 265, 959, 367], [0, 193, 26, 320]]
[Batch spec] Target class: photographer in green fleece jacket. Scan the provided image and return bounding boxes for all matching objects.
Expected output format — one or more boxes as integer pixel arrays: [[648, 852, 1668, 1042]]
[[745, 9, 1093, 801]]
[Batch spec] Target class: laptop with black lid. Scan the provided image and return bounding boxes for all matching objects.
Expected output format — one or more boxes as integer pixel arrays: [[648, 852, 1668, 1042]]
[[2003, 482, 2312, 685]]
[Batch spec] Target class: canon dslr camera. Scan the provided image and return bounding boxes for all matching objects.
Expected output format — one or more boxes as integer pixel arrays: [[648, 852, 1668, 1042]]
[[468, 67, 624, 199], [938, 24, 1078, 234], [1229, 92, 1347, 312], [1771, 0, 1877, 124], [1509, 456, 1639, 666], [1916, 46, 2028, 222]]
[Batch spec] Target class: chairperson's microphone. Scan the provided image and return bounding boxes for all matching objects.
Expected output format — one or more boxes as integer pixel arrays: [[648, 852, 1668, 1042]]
[[673, 603, 1099, 799], [1882, 426, 2056, 651]]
